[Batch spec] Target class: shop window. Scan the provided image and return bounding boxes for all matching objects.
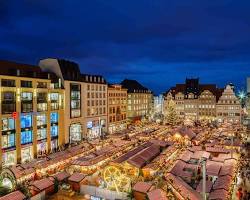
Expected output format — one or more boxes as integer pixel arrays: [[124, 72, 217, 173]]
[[51, 125, 58, 137], [70, 123, 82, 143], [50, 112, 58, 124], [21, 130, 33, 144], [2, 118, 15, 131], [37, 114, 46, 126], [37, 128, 47, 140], [2, 134, 15, 148], [21, 147, 32, 163], [2, 151, 16, 166], [21, 115, 32, 128]]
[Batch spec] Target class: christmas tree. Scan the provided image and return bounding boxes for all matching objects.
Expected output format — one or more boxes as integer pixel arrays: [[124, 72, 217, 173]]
[[166, 99, 177, 125]]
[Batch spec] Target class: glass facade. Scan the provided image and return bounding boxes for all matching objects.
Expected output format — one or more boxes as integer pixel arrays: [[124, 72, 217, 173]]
[[21, 147, 32, 163], [37, 128, 47, 140], [37, 114, 46, 126], [50, 112, 58, 124], [21, 114, 32, 128], [2, 134, 15, 148], [70, 123, 82, 143], [2, 151, 16, 166], [2, 118, 15, 131], [70, 84, 81, 118], [21, 130, 33, 144], [51, 125, 58, 137]]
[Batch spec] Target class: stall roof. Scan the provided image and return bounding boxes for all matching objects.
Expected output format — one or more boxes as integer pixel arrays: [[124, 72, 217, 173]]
[[132, 182, 153, 193], [0, 191, 26, 200], [53, 171, 70, 182], [206, 161, 222, 177], [213, 175, 232, 191], [165, 173, 202, 200], [147, 189, 168, 200], [196, 179, 213, 193], [32, 178, 54, 191], [209, 189, 228, 200], [68, 172, 86, 183]]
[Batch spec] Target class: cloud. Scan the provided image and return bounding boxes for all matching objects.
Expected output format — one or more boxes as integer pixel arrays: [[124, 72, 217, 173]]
[[0, 0, 250, 93]]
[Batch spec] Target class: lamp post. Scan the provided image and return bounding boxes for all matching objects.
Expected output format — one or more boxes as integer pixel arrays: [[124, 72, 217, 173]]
[[201, 158, 207, 200]]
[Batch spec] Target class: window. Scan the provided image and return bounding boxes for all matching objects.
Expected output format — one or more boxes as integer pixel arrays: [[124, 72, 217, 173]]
[[2, 92, 16, 114], [37, 82, 47, 88], [70, 123, 82, 143], [37, 93, 47, 103], [2, 92, 15, 101], [37, 114, 46, 126], [21, 80, 32, 88], [2, 134, 15, 148], [2, 118, 15, 131], [1, 79, 15, 87], [50, 112, 58, 123], [50, 93, 59, 101], [70, 84, 81, 118], [21, 130, 33, 144], [37, 128, 46, 140], [37, 103, 47, 112], [51, 125, 58, 137], [21, 115, 32, 128], [21, 92, 33, 100]]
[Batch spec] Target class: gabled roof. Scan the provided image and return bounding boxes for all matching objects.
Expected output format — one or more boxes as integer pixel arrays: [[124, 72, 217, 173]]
[[0, 191, 25, 200], [133, 181, 153, 193]]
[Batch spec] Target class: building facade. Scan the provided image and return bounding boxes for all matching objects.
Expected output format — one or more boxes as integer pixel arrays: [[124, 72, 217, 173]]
[[164, 78, 241, 123], [107, 84, 127, 134], [247, 78, 250, 119], [0, 61, 64, 167], [39, 58, 108, 142], [216, 84, 241, 123], [121, 79, 152, 121]]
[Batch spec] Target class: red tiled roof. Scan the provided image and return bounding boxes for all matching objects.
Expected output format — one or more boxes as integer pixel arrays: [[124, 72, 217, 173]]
[[213, 175, 232, 191], [191, 151, 210, 160], [165, 173, 202, 200], [209, 189, 228, 200], [68, 172, 86, 183], [219, 165, 235, 177], [179, 150, 193, 162], [0, 191, 25, 200], [147, 189, 168, 200], [196, 179, 213, 193], [53, 171, 70, 182], [206, 161, 222, 177], [133, 182, 153, 193], [32, 178, 54, 191]]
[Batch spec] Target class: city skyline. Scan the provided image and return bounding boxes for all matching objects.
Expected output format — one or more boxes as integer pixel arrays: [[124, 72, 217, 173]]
[[1, 0, 250, 94]]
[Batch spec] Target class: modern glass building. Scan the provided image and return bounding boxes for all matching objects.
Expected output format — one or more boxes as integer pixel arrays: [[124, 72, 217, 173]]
[[0, 60, 65, 167]]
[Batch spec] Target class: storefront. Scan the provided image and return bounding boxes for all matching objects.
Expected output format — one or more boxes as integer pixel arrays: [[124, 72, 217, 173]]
[[2, 150, 16, 166], [51, 139, 58, 152], [108, 122, 127, 134], [21, 146, 33, 163], [69, 123, 82, 143], [37, 142, 47, 156], [87, 119, 106, 140]]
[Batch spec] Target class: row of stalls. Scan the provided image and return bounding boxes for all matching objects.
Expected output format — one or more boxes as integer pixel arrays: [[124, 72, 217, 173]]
[[165, 145, 240, 200]]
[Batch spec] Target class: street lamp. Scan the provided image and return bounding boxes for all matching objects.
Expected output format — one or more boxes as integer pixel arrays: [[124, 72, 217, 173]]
[[201, 158, 207, 200]]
